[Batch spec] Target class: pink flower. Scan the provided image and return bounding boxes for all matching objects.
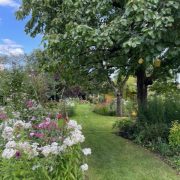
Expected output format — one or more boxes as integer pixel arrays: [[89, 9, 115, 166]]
[[26, 100, 33, 108], [37, 120, 58, 130], [34, 133, 44, 138], [30, 132, 44, 138], [56, 113, 63, 120], [0, 113, 7, 120]]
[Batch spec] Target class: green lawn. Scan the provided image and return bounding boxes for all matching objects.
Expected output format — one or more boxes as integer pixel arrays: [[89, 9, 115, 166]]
[[73, 104, 179, 180]]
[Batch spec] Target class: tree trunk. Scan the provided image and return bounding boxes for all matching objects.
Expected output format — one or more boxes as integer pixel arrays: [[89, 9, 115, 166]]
[[116, 91, 123, 117], [136, 68, 147, 109]]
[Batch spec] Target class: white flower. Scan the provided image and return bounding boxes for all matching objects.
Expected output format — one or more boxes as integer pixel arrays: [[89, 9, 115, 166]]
[[0, 106, 5, 111], [49, 166, 53, 172], [32, 164, 40, 171], [24, 122, 32, 129], [5, 141, 16, 149], [80, 164, 88, 171], [18, 142, 31, 152], [45, 117, 51, 122], [31, 148, 39, 157], [59, 145, 67, 152], [2, 126, 14, 140], [70, 129, 85, 143], [41, 145, 52, 157], [0, 123, 3, 130], [82, 148, 91, 156], [31, 143, 39, 149], [67, 120, 82, 130], [12, 111, 20, 118], [13, 120, 25, 128], [50, 142, 59, 155], [63, 137, 74, 147], [2, 148, 16, 159]]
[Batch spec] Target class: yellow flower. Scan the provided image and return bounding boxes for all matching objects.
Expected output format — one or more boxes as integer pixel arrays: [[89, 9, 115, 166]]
[[154, 58, 161, 67], [131, 111, 137, 117], [138, 58, 144, 64]]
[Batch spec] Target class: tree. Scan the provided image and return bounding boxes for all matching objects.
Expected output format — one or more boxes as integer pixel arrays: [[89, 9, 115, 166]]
[[16, 0, 180, 112]]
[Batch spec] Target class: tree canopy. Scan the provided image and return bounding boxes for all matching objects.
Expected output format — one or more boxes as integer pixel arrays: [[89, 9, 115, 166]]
[[16, 0, 180, 112]]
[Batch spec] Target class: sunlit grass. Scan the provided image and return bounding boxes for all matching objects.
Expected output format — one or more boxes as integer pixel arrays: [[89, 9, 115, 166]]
[[73, 104, 178, 180]]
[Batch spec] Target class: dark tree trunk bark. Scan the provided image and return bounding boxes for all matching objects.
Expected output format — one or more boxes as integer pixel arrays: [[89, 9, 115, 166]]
[[116, 91, 123, 117], [136, 68, 148, 109]]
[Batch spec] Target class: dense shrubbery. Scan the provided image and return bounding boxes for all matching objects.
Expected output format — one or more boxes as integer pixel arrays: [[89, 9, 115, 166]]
[[135, 96, 180, 144], [113, 118, 135, 139], [113, 95, 180, 171]]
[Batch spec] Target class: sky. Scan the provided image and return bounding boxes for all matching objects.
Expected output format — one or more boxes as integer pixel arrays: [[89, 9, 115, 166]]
[[0, 0, 42, 56]]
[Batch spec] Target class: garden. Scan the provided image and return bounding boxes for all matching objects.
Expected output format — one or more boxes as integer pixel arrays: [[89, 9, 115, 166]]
[[0, 0, 180, 179]]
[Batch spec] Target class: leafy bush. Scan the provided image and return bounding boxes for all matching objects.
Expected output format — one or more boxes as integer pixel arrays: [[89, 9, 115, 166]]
[[113, 118, 135, 139], [136, 96, 180, 144], [93, 102, 115, 116], [138, 96, 180, 125], [168, 155, 180, 172], [169, 121, 180, 149], [123, 99, 137, 117], [134, 123, 169, 144], [151, 138, 173, 156]]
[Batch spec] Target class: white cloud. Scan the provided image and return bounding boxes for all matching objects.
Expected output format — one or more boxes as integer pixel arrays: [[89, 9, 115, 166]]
[[0, 0, 20, 8], [0, 38, 24, 56]]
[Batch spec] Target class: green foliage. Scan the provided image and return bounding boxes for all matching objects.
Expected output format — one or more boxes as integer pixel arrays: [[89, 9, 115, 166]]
[[113, 118, 134, 130], [113, 118, 135, 139], [169, 121, 180, 149], [16, 0, 180, 72], [46, 100, 76, 117], [0, 69, 34, 109], [153, 138, 173, 156], [134, 95, 180, 144], [123, 99, 137, 117], [16, 0, 180, 110], [134, 123, 169, 144], [0, 146, 84, 180], [88, 94, 106, 104], [138, 96, 180, 126], [168, 155, 180, 172], [93, 103, 116, 116]]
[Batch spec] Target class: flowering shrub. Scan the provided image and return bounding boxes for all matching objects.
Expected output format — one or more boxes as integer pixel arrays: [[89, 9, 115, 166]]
[[0, 110, 91, 179]]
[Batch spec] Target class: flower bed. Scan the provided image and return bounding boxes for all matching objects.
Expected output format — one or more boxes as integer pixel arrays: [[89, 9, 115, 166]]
[[0, 102, 91, 179]]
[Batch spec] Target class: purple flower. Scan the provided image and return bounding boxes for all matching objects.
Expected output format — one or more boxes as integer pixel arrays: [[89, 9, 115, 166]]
[[15, 151, 21, 159]]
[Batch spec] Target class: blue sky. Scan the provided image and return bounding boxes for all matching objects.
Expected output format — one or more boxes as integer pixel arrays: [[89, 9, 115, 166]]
[[0, 0, 42, 56]]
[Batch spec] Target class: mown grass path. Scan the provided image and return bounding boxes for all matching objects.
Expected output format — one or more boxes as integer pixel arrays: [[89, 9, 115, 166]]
[[73, 104, 178, 180]]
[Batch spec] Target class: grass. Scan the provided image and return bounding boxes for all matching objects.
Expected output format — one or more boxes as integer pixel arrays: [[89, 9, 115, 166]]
[[73, 104, 179, 180]]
